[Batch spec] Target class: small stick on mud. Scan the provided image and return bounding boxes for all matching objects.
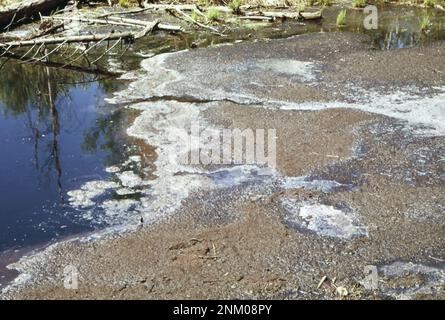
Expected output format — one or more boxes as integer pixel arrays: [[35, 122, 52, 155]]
[[317, 276, 327, 289], [239, 16, 274, 21]]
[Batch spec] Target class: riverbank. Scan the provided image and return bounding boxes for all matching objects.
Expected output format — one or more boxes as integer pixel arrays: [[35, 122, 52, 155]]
[[2, 29, 444, 299]]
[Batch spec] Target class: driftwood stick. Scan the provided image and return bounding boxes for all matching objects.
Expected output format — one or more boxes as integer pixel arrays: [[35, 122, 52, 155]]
[[0, 44, 12, 57], [90, 37, 121, 64], [172, 8, 221, 35], [261, 11, 301, 19], [106, 16, 183, 31], [98, 4, 199, 18], [158, 23, 183, 32], [46, 16, 137, 28], [242, 10, 322, 20], [0, 32, 134, 48], [0, 0, 69, 31], [35, 39, 67, 62], [66, 34, 112, 65], [28, 42, 45, 60], [0, 20, 159, 48], [43, 15, 181, 32], [239, 16, 274, 21], [20, 43, 38, 59], [26, 21, 65, 40], [300, 11, 322, 20]]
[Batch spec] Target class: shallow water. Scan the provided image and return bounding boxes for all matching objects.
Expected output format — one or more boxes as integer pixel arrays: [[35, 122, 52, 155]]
[[126, 4, 445, 58], [0, 63, 132, 253]]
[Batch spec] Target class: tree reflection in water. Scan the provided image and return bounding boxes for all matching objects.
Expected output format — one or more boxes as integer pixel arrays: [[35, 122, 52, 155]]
[[0, 59, 132, 251]]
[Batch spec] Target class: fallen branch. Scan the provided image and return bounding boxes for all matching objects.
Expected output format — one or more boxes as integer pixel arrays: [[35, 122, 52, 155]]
[[239, 16, 274, 21], [261, 11, 301, 19], [26, 21, 65, 40], [245, 11, 322, 20], [98, 4, 199, 18], [300, 11, 322, 20], [106, 16, 183, 32], [46, 16, 137, 28], [171, 8, 222, 35], [0, 0, 69, 31], [0, 20, 159, 48], [44, 15, 182, 32]]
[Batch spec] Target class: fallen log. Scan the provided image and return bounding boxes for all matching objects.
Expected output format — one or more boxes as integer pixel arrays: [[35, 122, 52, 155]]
[[0, 20, 159, 48], [261, 11, 301, 19], [98, 3, 199, 17], [260, 10, 322, 20], [45, 15, 183, 32], [0, 0, 69, 31], [105, 16, 183, 31], [239, 16, 275, 22], [300, 11, 322, 20]]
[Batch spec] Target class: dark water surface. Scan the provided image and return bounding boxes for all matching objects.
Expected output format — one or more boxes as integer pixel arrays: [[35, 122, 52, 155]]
[[0, 63, 131, 254]]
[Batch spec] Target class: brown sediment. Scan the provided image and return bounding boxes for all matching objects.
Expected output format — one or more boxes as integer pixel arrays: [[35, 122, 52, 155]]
[[202, 103, 378, 177], [2, 31, 445, 300], [4, 102, 444, 300]]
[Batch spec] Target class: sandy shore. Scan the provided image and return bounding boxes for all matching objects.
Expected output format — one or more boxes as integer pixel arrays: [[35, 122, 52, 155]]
[[2, 32, 445, 300]]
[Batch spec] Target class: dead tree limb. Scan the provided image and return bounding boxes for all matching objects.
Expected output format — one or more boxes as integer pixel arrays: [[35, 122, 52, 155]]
[[90, 38, 121, 64], [244, 10, 322, 20], [300, 11, 322, 20], [171, 9, 222, 35], [0, 0, 69, 31], [97, 4, 199, 17], [0, 20, 159, 48], [45, 15, 182, 32], [26, 21, 65, 40], [106, 16, 182, 31], [239, 16, 275, 21]]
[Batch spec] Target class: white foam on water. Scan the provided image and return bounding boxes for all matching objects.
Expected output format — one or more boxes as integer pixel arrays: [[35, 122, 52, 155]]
[[67, 180, 119, 208], [116, 171, 144, 188], [105, 166, 120, 173], [279, 87, 445, 136], [378, 261, 445, 300], [282, 199, 368, 239], [126, 101, 224, 221], [282, 176, 347, 192], [111, 50, 445, 137]]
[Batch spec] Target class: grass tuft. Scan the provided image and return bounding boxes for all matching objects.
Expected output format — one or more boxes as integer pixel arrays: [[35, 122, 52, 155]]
[[228, 0, 243, 14], [420, 14, 431, 31], [351, 0, 366, 7], [336, 9, 347, 26], [206, 8, 221, 22]]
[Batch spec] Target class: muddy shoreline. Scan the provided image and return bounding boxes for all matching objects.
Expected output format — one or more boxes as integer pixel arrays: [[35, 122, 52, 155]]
[[1, 29, 444, 299]]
